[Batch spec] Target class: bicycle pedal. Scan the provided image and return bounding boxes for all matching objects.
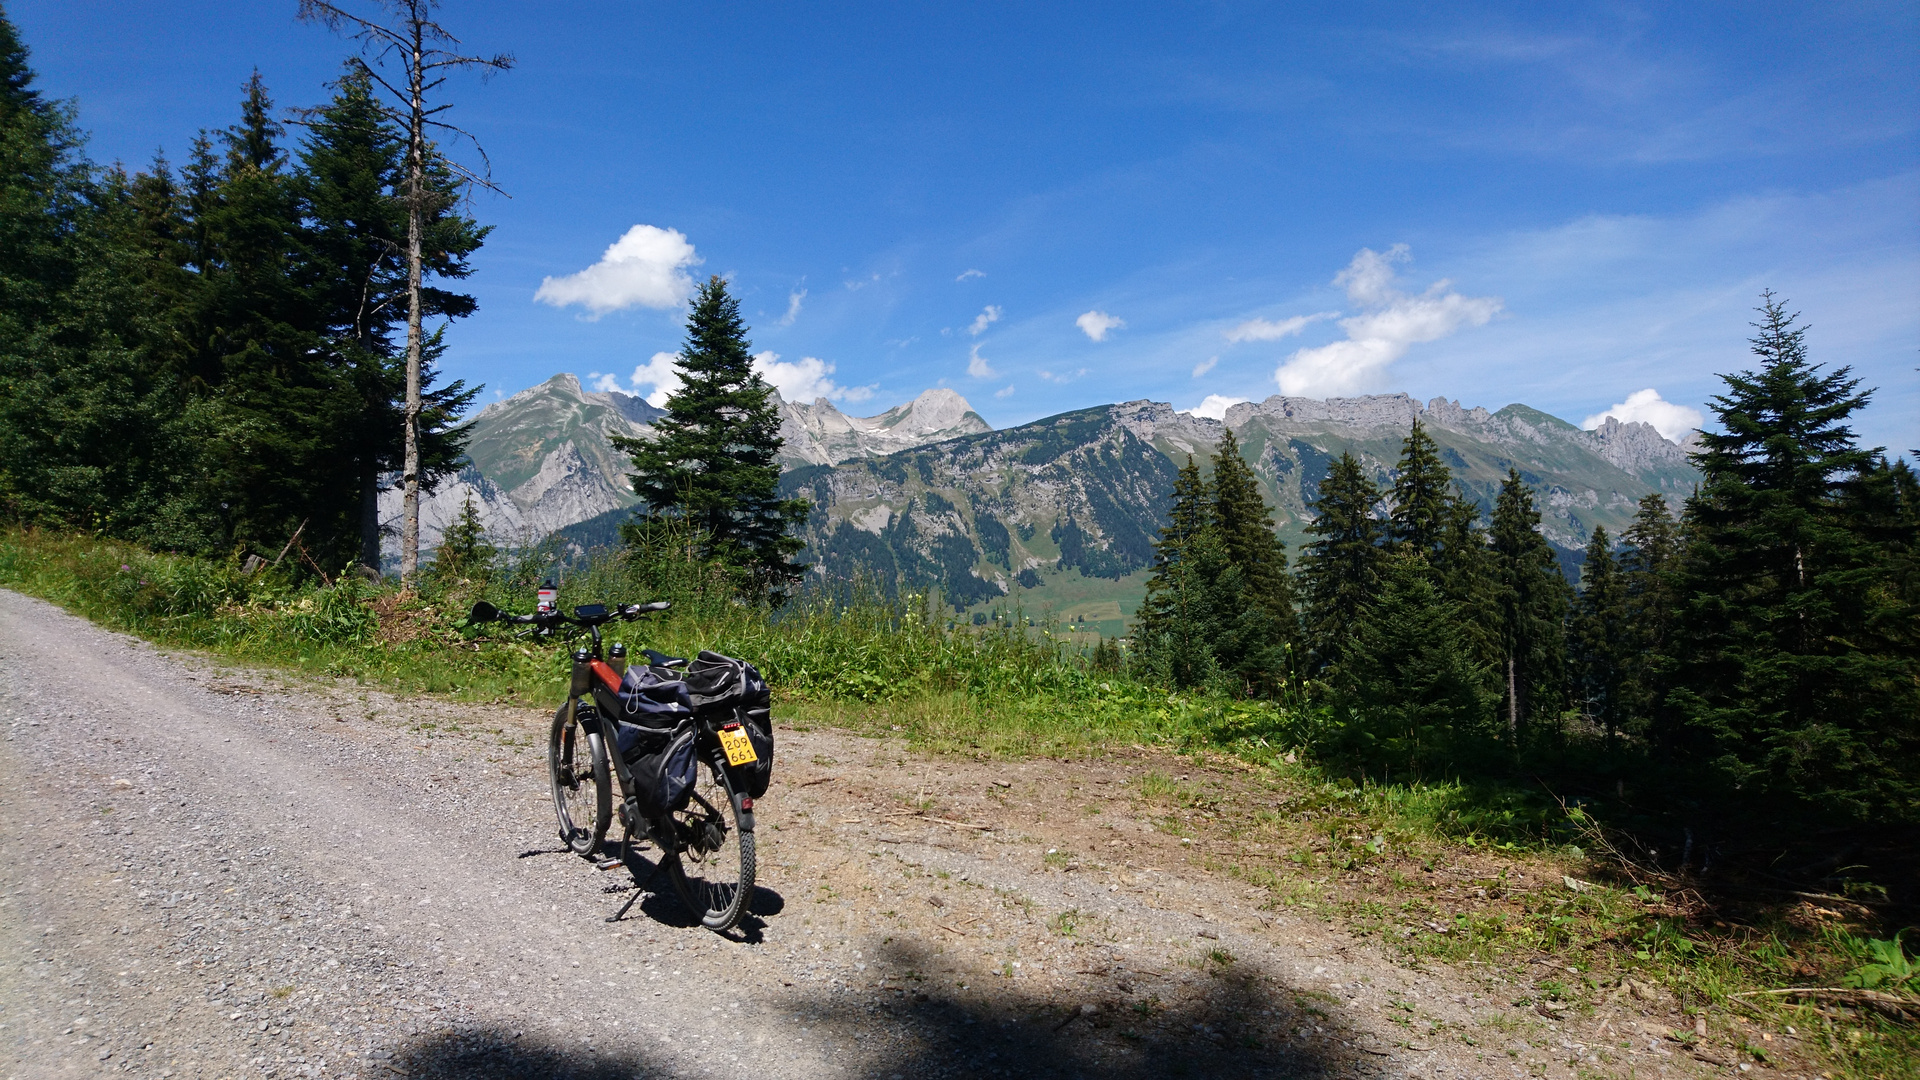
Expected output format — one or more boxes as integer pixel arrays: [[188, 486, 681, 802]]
[[594, 856, 624, 871]]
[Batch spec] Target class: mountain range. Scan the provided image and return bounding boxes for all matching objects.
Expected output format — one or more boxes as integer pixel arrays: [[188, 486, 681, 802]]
[[382, 375, 1701, 634]]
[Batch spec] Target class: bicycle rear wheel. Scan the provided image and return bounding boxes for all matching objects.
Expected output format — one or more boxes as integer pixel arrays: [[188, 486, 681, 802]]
[[549, 701, 611, 856], [664, 760, 755, 930]]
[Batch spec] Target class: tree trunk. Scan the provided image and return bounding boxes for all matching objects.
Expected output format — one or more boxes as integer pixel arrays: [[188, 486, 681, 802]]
[[1507, 655, 1519, 740], [398, 20, 426, 586]]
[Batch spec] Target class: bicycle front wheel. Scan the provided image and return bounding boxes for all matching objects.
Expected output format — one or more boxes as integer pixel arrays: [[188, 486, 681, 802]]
[[664, 760, 755, 930], [549, 701, 610, 856]]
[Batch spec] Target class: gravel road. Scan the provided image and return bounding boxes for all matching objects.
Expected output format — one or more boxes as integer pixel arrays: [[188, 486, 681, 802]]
[[0, 588, 1700, 1079]]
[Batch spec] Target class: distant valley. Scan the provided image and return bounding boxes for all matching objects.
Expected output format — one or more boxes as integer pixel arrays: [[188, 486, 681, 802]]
[[385, 376, 1701, 634]]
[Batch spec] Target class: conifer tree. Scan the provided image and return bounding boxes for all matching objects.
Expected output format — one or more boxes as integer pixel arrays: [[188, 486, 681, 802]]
[[1389, 420, 1454, 558], [296, 63, 481, 567], [1135, 455, 1211, 647], [1134, 455, 1226, 689], [1571, 525, 1628, 742], [1333, 554, 1497, 777], [1618, 493, 1680, 725], [1211, 429, 1297, 630], [1669, 294, 1918, 821], [1296, 453, 1384, 676], [1488, 468, 1570, 739], [618, 276, 808, 595], [431, 492, 492, 581]]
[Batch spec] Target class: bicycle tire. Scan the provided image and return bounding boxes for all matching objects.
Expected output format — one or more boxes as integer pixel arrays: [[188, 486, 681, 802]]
[[549, 701, 611, 856], [663, 759, 755, 930]]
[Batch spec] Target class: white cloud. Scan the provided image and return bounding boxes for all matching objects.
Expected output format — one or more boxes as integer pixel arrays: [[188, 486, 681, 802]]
[[1274, 246, 1503, 397], [751, 351, 875, 404], [1038, 368, 1090, 384], [625, 351, 683, 408], [1224, 311, 1337, 344], [966, 344, 996, 379], [587, 371, 623, 394], [1183, 394, 1250, 421], [533, 225, 701, 317], [1582, 388, 1703, 442], [994, 384, 1016, 398], [778, 288, 806, 327], [1075, 310, 1125, 342], [1191, 356, 1219, 378], [956, 268, 986, 281], [968, 305, 1003, 336]]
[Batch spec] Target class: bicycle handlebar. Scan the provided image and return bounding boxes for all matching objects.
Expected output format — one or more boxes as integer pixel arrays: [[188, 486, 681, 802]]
[[467, 599, 670, 626]]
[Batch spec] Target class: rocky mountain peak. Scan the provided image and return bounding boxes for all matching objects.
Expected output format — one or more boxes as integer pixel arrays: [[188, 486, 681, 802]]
[[1578, 415, 1695, 476]]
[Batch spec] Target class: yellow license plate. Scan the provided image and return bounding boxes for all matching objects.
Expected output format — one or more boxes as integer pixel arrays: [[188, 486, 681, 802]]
[[718, 726, 758, 766]]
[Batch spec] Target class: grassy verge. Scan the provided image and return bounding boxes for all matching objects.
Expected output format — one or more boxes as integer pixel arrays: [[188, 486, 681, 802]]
[[3, 526, 1912, 1076]]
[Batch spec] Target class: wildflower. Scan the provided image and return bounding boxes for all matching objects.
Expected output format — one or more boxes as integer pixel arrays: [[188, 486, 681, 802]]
[[120, 564, 131, 572]]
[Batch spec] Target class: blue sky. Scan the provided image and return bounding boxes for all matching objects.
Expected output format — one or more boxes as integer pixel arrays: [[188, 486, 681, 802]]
[[14, 1, 1919, 452]]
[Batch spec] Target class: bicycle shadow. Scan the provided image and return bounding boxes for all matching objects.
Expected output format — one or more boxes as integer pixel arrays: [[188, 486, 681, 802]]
[[599, 842, 787, 941], [383, 935, 1353, 1079]]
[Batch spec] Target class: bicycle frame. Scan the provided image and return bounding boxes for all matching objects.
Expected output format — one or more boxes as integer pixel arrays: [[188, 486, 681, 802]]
[[558, 618, 756, 855]]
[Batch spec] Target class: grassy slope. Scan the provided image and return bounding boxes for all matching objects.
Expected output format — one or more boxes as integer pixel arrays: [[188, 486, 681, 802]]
[[1, 526, 1910, 1078]]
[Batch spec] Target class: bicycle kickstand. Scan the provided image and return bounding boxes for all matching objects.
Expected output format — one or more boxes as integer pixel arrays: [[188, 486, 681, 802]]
[[605, 831, 662, 924]]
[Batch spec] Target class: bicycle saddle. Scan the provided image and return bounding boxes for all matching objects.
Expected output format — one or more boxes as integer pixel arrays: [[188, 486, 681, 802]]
[[641, 649, 688, 669]]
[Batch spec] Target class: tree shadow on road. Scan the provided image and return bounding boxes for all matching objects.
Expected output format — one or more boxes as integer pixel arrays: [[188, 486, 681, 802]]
[[388, 934, 1367, 1079]]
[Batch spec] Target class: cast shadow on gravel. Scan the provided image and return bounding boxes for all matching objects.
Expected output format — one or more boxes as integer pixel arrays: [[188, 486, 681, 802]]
[[389, 936, 1359, 1080], [596, 844, 788, 942]]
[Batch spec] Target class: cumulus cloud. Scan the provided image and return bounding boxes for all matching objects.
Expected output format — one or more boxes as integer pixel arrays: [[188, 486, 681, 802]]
[[1224, 311, 1336, 344], [1191, 356, 1219, 378], [1075, 310, 1125, 342], [1582, 389, 1703, 442], [968, 305, 1003, 336], [966, 344, 996, 379], [994, 384, 1016, 398], [1273, 245, 1503, 397], [751, 352, 875, 405], [534, 225, 701, 317], [1183, 394, 1250, 421], [956, 268, 986, 281], [778, 288, 806, 327], [592, 351, 685, 408]]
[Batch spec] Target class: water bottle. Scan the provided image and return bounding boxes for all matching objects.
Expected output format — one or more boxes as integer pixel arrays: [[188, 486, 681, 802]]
[[608, 643, 629, 677], [537, 579, 557, 615]]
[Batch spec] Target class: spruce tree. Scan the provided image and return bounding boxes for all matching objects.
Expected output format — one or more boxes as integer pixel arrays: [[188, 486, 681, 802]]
[[0, 5, 83, 519], [1134, 455, 1223, 689], [1135, 455, 1211, 647], [431, 493, 493, 582], [296, 63, 481, 567], [1669, 294, 1918, 821], [1210, 429, 1298, 686], [1618, 493, 1679, 726], [618, 276, 808, 595], [1388, 420, 1454, 558], [1333, 553, 1498, 778], [1571, 525, 1628, 742], [1211, 429, 1297, 624], [1488, 468, 1570, 739], [1296, 453, 1384, 676]]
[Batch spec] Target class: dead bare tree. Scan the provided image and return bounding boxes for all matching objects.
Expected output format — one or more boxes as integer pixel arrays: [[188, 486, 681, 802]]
[[297, 0, 511, 585]]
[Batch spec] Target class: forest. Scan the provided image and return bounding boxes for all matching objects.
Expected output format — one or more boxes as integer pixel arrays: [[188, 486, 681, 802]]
[[1132, 304, 1919, 838], [0, 10, 482, 571]]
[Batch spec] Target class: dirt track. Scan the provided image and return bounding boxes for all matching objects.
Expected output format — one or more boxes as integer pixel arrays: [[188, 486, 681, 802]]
[[0, 588, 1712, 1079]]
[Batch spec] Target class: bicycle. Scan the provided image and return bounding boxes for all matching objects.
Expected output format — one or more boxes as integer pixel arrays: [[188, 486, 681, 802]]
[[469, 598, 758, 932]]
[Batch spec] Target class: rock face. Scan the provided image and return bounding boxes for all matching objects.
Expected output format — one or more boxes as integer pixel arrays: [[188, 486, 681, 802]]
[[383, 375, 1704, 628], [380, 375, 991, 562], [776, 388, 992, 469], [779, 393, 1704, 624]]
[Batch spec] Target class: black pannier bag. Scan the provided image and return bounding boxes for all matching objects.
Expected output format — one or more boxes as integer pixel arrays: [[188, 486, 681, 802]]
[[610, 717, 698, 818], [614, 664, 693, 729], [685, 650, 774, 798]]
